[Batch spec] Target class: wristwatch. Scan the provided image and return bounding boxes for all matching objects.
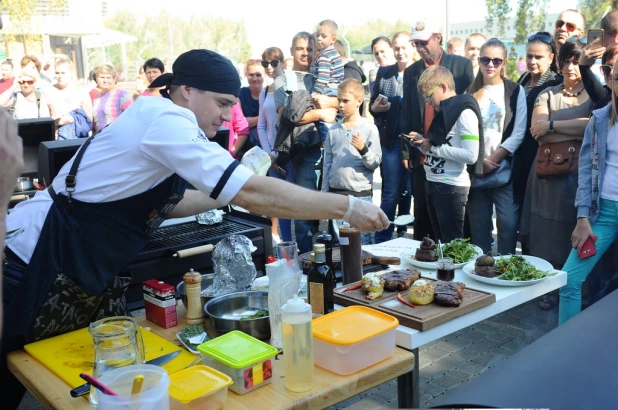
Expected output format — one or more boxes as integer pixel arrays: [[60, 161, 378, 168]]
[[549, 120, 555, 134]]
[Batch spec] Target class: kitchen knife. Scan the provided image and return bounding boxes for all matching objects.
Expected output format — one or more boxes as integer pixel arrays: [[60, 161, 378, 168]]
[[70, 350, 182, 397]]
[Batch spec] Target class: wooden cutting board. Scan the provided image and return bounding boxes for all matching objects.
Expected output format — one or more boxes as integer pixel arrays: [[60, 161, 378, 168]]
[[24, 326, 196, 389], [300, 248, 399, 269], [334, 278, 495, 331]]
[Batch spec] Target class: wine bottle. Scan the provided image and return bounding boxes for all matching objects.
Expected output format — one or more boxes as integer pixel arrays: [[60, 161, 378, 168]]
[[307, 244, 334, 315]]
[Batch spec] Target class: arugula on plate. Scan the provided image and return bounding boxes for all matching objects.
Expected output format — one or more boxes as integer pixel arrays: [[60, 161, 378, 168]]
[[442, 238, 478, 264], [495, 256, 552, 281]]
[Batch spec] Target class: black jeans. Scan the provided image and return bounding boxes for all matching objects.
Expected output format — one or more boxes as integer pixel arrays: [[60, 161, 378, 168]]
[[425, 180, 469, 243]]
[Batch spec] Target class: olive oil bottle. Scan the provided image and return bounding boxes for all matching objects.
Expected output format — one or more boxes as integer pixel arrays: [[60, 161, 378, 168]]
[[307, 243, 335, 315]]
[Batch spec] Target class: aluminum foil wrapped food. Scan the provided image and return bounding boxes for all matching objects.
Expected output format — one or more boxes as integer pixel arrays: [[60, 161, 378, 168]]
[[195, 209, 224, 225], [202, 234, 257, 297]]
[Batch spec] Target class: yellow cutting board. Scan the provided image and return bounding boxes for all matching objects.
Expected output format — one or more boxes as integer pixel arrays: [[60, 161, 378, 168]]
[[24, 327, 196, 389]]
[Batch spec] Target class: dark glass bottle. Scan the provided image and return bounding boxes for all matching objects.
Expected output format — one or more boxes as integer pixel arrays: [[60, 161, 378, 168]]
[[316, 234, 336, 287], [307, 244, 335, 315]]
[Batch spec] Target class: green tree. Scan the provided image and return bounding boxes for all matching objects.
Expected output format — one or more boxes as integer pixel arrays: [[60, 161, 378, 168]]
[[579, 0, 617, 28], [1, 0, 68, 54], [342, 19, 410, 57]]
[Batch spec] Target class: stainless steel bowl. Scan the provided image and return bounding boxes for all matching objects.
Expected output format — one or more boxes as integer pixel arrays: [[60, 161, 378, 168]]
[[204, 291, 270, 340], [16, 177, 33, 192], [176, 273, 215, 311]]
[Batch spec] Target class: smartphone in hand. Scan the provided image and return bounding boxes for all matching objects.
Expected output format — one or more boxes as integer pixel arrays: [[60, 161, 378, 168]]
[[588, 29, 604, 50], [579, 236, 598, 259]]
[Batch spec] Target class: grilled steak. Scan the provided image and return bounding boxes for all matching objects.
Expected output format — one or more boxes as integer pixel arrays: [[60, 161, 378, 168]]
[[434, 281, 465, 306], [382, 269, 422, 292]]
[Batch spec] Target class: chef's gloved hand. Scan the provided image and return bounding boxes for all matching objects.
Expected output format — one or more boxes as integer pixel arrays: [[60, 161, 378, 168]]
[[342, 195, 389, 233]]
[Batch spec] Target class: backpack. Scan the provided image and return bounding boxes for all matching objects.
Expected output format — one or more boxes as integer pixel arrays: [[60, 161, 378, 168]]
[[9, 90, 41, 117]]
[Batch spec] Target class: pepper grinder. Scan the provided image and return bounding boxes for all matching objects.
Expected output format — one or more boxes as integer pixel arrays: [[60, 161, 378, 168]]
[[183, 269, 205, 325]]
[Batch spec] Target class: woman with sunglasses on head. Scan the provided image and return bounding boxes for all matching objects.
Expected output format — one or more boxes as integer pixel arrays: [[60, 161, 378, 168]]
[[0, 68, 50, 119], [466, 39, 526, 255], [559, 58, 618, 324], [257, 47, 295, 244], [370, 32, 416, 243], [237, 59, 266, 158], [513, 33, 563, 242], [520, 40, 593, 282]]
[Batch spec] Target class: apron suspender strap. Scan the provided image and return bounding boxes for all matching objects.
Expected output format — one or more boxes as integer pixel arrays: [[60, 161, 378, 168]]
[[56, 136, 94, 202]]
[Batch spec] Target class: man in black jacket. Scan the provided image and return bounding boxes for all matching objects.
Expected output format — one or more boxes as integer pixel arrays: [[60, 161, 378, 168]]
[[401, 18, 474, 240]]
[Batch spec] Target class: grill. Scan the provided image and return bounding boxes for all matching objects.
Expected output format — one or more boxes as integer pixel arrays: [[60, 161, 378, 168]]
[[125, 209, 273, 309]]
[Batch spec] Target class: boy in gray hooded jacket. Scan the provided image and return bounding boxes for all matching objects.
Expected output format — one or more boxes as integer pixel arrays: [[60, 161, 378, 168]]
[[323, 79, 382, 244]]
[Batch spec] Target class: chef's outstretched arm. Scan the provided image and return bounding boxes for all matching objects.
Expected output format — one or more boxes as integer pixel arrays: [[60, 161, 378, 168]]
[[170, 176, 389, 232], [232, 175, 389, 233]]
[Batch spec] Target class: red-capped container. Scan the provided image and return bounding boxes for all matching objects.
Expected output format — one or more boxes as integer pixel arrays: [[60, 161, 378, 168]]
[[143, 279, 177, 329]]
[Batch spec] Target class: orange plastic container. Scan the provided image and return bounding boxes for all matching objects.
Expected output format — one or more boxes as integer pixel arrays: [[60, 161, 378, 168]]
[[312, 306, 398, 375]]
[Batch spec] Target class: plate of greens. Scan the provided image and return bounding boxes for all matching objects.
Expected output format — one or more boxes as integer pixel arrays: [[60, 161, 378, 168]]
[[401, 238, 483, 270], [177, 325, 212, 354], [462, 255, 556, 287]]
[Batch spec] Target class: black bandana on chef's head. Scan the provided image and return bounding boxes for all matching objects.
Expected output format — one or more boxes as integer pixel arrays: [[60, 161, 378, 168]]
[[149, 49, 241, 99]]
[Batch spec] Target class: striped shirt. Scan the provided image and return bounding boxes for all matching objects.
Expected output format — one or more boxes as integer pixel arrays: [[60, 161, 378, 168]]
[[91, 88, 133, 133], [314, 45, 344, 94]]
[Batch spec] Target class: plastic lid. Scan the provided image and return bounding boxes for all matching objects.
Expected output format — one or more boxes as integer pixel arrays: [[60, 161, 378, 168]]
[[197, 330, 278, 369], [169, 365, 232, 403], [281, 295, 310, 313], [312, 306, 399, 345]]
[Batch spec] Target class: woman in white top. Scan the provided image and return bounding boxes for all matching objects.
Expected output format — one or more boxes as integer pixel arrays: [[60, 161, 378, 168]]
[[47, 57, 93, 126], [257, 46, 295, 243], [466, 38, 527, 254], [0, 68, 51, 119]]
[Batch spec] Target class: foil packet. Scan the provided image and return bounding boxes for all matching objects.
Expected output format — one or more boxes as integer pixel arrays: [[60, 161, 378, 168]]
[[196, 209, 224, 225], [202, 235, 257, 297]]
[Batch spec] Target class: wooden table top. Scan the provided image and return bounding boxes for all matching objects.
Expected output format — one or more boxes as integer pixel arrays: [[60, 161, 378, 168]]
[[8, 302, 415, 410]]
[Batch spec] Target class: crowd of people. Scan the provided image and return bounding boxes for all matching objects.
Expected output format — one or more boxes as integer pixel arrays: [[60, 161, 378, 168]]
[[2, 5, 618, 354]]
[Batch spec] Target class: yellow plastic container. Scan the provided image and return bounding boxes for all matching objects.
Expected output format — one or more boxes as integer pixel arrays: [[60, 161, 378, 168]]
[[169, 365, 232, 410], [312, 306, 399, 375]]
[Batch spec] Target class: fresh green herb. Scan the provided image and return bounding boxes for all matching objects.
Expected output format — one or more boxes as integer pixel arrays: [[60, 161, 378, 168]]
[[442, 238, 478, 264], [495, 256, 552, 281], [239, 309, 269, 322], [179, 325, 210, 351]]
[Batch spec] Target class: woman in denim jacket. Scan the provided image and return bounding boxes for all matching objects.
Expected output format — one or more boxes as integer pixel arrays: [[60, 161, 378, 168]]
[[560, 59, 618, 324]]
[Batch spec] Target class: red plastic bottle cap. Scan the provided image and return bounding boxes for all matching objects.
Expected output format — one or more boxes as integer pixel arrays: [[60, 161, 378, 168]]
[[267, 255, 277, 264]]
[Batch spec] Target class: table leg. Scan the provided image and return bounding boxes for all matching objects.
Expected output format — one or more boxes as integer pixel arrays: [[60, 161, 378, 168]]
[[397, 347, 419, 408]]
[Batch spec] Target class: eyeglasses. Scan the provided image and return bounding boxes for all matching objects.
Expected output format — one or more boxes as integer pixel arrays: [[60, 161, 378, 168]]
[[601, 64, 614, 77], [528, 33, 553, 45], [424, 84, 441, 104], [18, 80, 34, 85], [479, 57, 504, 67], [261, 60, 279, 68], [555, 20, 578, 33]]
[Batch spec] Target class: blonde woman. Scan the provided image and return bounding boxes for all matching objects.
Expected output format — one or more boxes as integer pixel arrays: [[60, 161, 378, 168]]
[[1, 68, 51, 119], [89, 64, 133, 133], [466, 38, 527, 254]]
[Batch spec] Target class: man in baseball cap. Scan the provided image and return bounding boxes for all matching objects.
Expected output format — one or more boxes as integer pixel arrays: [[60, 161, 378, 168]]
[[3, 48, 389, 409], [400, 18, 474, 242]]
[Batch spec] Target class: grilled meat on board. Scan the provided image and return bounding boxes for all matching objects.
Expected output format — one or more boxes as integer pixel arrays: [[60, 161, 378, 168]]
[[382, 269, 422, 292], [434, 281, 465, 306]]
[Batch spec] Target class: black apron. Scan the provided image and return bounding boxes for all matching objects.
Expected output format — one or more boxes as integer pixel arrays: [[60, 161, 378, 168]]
[[3, 136, 188, 352]]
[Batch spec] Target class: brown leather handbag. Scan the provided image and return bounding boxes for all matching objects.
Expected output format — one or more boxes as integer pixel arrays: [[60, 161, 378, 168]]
[[535, 140, 582, 179]]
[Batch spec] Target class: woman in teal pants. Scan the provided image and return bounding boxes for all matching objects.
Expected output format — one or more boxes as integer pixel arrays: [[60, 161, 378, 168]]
[[560, 59, 618, 324]]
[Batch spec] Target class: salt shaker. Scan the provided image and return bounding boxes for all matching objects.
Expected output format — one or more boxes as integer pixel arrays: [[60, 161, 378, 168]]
[[183, 269, 204, 325]]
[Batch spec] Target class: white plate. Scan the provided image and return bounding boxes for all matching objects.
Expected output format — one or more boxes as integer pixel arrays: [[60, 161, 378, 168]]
[[461, 255, 555, 287], [400, 244, 483, 270], [176, 332, 200, 354]]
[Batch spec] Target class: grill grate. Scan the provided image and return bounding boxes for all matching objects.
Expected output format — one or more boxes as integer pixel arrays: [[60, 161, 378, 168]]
[[140, 218, 259, 253]]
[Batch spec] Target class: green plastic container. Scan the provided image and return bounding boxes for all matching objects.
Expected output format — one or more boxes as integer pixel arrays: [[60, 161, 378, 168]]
[[197, 330, 278, 394]]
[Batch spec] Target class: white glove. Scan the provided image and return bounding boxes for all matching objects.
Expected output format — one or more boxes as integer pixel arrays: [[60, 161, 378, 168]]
[[342, 195, 389, 233]]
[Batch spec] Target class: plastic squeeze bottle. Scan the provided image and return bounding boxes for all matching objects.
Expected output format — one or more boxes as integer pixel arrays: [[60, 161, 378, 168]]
[[281, 294, 314, 392]]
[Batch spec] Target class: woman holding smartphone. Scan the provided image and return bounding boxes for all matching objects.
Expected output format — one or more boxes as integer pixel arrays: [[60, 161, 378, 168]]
[[370, 32, 416, 243], [466, 39, 527, 254], [560, 58, 618, 324]]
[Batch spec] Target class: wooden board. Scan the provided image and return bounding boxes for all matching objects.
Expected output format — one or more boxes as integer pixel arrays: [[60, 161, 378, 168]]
[[334, 278, 496, 331]]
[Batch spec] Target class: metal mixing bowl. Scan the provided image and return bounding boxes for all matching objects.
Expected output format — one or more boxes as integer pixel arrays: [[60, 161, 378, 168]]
[[176, 273, 215, 311], [204, 291, 270, 340]]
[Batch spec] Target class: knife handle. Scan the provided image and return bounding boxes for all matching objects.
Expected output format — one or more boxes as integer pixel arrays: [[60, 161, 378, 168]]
[[70, 383, 90, 397], [371, 256, 401, 265]]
